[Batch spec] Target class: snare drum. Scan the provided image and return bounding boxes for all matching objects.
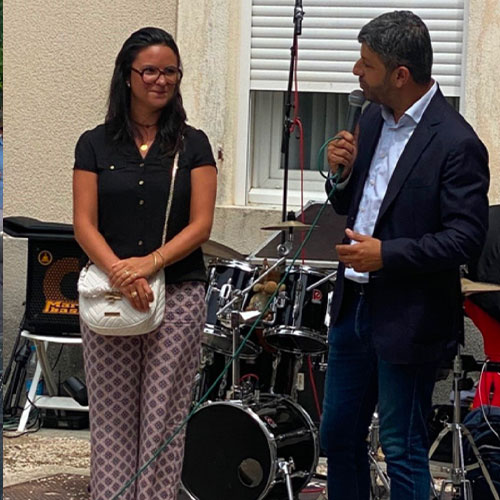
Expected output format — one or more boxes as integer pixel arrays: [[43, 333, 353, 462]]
[[182, 394, 319, 500], [203, 259, 259, 359], [264, 266, 334, 355]]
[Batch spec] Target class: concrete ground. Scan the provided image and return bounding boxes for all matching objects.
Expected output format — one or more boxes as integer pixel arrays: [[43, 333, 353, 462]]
[[3, 428, 91, 489], [4, 426, 454, 500], [3, 427, 328, 499]]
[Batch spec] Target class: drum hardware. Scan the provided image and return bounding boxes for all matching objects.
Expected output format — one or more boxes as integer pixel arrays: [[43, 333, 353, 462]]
[[293, 280, 303, 321], [219, 279, 233, 303], [269, 351, 282, 395], [192, 347, 215, 404], [230, 310, 261, 400], [277, 458, 296, 500], [290, 354, 304, 401], [325, 290, 334, 330], [240, 373, 261, 401], [219, 355, 231, 399], [305, 270, 337, 292], [368, 412, 390, 500], [429, 346, 499, 500], [276, 291, 287, 309]]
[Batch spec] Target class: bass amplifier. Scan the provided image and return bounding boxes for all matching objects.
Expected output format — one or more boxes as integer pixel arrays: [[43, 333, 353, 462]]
[[5, 217, 88, 335]]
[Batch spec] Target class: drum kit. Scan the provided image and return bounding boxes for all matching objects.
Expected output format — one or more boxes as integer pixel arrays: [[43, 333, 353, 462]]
[[182, 221, 336, 500]]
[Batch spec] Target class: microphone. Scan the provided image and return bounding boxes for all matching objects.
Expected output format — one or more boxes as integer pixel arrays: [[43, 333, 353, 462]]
[[345, 89, 366, 133], [332, 90, 366, 180]]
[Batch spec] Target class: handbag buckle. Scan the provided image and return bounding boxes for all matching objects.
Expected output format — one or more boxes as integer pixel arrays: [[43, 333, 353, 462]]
[[105, 292, 122, 303]]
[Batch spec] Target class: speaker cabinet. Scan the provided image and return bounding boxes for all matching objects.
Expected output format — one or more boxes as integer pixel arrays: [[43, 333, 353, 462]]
[[5, 217, 87, 335]]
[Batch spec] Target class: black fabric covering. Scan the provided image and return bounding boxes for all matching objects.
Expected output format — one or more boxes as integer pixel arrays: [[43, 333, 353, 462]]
[[468, 205, 500, 321]]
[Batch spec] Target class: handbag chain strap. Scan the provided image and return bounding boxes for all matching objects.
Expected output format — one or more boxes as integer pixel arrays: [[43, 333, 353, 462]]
[[161, 151, 179, 245]]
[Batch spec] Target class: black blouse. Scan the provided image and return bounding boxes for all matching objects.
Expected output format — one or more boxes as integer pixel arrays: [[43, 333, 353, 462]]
[[74, 124, 216, 284]]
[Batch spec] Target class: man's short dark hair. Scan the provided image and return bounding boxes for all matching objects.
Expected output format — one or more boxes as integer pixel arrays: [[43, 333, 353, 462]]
[[358, 11, 433, 85]]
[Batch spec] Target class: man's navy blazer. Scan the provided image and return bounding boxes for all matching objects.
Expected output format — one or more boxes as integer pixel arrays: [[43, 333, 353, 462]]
[[327, 88, 490, 364]]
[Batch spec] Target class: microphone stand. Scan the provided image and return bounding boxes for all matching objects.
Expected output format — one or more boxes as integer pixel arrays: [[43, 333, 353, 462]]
[[280, 0, 304, 246]]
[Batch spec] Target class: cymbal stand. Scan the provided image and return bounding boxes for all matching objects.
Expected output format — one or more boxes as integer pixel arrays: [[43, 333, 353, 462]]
[[230, 311, 242, 399], [429, 346, 499, 500], [220, 355, 231, 399], [277, 226, 294, 258]]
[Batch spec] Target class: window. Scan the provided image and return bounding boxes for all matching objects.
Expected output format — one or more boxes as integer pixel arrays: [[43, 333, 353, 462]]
[[240, 0, 466, 206]]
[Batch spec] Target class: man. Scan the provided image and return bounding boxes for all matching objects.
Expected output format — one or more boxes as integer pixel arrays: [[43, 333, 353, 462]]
[[320, 11, 489, 500]]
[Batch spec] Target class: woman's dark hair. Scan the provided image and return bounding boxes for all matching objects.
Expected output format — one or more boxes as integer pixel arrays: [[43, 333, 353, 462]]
[[358, 11, 433, 85], [106, 27, 187, 155]]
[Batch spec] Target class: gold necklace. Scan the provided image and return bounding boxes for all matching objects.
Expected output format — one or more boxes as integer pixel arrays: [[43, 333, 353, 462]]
[[134, 122, 157, 152]]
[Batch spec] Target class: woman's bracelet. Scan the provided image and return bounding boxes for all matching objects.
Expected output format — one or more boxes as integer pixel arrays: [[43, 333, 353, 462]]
[[154, 249, 166, 269], [151, 252, 158, 272]]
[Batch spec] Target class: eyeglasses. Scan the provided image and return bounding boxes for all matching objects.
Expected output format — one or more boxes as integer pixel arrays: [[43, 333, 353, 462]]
[[131, 66, 182, 84]]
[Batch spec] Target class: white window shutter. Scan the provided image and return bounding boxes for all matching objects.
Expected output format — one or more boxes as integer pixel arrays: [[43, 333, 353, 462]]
[[251, 0, 465, 96]]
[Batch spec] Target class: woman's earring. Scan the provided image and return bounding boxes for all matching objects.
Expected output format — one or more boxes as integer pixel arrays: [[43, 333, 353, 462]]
[[126, 81, 130, 87]]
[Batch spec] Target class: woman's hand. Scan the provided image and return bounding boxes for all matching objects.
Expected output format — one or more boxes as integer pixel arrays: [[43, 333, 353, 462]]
[[109, 255, 158, 289], [121, 277, 154, 312]]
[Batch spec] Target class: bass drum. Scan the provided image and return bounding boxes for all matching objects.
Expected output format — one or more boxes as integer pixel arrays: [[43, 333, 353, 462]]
[[182, 395, 318, 500]]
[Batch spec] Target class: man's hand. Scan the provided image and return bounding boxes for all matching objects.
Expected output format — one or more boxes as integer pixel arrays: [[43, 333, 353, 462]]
[[336, 228, 383, 272], [327, 129, 358, 181]]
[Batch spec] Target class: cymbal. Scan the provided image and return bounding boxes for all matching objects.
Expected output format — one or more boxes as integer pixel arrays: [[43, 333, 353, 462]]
[[461, 278, 500, 295], [202, 239, 245, 260], [261, 221, 315, 231]]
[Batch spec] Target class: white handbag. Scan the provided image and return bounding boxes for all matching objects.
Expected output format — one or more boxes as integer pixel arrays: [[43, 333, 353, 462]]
[[77, 152, 178, 336]]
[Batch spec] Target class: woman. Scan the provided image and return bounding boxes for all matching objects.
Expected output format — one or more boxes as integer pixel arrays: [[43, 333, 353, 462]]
[[73, 27, 217, 500]]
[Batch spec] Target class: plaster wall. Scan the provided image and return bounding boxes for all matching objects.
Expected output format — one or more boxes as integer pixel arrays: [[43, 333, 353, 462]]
[[2, 0, 178, 372], [176, 0, 242, 208], [464, 0, 500, 204]]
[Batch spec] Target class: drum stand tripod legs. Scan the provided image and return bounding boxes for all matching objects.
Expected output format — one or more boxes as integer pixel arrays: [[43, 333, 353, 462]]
[[429, 350, 499, 500]]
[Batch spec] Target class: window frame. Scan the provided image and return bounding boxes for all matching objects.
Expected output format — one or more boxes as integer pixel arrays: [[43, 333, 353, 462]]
[[235, 0, 470, 208]]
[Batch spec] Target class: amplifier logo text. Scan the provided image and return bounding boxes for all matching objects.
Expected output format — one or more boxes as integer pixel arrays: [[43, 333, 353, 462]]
[[43, 300, 79, 315]]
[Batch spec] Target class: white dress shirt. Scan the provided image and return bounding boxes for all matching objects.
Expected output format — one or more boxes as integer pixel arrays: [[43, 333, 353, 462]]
[[345, 81, 438, 283]]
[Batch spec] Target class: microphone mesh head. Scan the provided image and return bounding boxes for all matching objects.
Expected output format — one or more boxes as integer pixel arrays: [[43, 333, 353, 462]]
[[348, 89, 366, 107]]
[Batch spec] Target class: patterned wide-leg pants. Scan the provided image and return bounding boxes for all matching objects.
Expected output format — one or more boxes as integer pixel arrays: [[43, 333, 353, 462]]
[[81, 281, 206, 500]]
